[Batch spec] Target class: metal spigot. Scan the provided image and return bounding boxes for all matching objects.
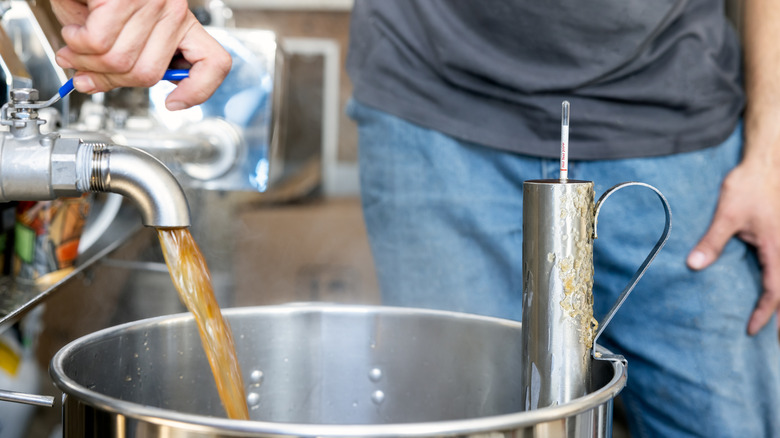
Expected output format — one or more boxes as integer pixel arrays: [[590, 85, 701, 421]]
[[77, 142, 191, 227], [0, 87, 190, 227]]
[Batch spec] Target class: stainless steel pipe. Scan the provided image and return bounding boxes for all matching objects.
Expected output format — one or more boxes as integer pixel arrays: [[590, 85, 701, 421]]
[[77, 142, 190, 227], [0, 87, 190, 227], [521, 180, 596, 410], [0, 389, 54, 407]]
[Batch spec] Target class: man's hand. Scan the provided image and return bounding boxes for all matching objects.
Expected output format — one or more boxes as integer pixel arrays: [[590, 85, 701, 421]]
[[50, 0, 231, 110], [687, 0, 780, 336], [687, 158, 780, 335]]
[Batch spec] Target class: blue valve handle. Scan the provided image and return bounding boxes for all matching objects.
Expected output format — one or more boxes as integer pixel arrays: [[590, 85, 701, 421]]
[[162, 69, 190, 82], [12, 69, 191, 110], [57, 78, 75, 98], [56, 69, 190, 100]]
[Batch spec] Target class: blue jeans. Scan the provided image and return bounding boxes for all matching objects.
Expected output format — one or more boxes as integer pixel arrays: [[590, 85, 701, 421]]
[[348, 100, 780, 437]]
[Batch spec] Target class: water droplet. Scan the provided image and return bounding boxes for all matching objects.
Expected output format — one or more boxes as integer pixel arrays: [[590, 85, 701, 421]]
[[368, 368, 382, 382], [124, 375, 132, 382], [352, 401, 358, 408], [371, 390, 385, 405], [250, 370, 264, 384], [247, 392, 260, 407]]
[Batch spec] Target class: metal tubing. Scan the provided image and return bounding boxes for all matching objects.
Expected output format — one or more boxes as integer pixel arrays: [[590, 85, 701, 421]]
[[0, 389, 54, 407], [81, 143, 190, 227], [0, 134, 190, 227], [0, 87, 190, 228], [521, 179, 595, 410]]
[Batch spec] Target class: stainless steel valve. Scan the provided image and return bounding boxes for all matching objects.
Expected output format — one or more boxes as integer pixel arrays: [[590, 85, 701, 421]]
[[0, 87, 190, 228]]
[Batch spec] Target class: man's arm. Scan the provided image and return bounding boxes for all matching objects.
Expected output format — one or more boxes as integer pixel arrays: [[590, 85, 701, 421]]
[[50, 0, 231, 110], [687, 0, 780, 335]]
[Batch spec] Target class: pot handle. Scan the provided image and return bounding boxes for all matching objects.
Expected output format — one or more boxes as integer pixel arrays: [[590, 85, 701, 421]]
[[0, 388, 54, 407], [591, 182, 672, 358]]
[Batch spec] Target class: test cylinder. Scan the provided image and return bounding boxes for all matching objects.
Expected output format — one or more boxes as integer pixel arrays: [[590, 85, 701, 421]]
[[521, 179, 597, 410]]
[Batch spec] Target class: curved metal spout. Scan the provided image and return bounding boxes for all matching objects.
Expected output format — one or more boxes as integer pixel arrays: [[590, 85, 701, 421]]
[[77, 143, 191, 227], [0, 134, 191, 228]]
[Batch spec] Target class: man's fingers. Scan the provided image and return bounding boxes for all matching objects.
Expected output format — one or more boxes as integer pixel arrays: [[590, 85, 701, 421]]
[[748, 244, 780, 335], [687, 207, 740, 270], [60, 1, 143, 55], [749, 287, 780, 335], [58, 11, 162, 77], [165, 24, 232, 109], [50, 0, 230, 109], [68, 10, 199, 94], [50, 0, 89, 27]]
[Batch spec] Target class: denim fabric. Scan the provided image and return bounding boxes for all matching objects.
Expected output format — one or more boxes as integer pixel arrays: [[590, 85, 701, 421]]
[[348, 99, 780, 437]]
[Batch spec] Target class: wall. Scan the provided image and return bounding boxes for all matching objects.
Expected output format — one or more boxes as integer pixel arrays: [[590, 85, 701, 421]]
[[230, 8, 357, 164]]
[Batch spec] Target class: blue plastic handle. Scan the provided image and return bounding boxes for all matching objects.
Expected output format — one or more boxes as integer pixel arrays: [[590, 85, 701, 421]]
[[57, 69, 190, 98], [58, 79, 75, 98], [162, 69, 190, 81]]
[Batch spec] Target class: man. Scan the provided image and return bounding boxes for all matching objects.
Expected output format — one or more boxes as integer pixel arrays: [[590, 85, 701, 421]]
[[346, 1, 780, 437]]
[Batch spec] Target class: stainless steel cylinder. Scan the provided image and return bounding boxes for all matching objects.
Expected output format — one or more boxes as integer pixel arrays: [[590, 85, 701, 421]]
[[521, 179, 596, 410]]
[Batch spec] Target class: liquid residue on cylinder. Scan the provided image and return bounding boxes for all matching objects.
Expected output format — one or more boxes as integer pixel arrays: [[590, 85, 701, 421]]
[[557, 185, 598, 350]]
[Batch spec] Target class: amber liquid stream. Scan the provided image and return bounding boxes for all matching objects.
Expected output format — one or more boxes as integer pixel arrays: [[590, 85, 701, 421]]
[[158, 228, 250, 420]]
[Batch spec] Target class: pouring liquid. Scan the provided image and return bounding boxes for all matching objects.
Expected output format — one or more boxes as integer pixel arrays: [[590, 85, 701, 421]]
[[157, 228, 250, 420]]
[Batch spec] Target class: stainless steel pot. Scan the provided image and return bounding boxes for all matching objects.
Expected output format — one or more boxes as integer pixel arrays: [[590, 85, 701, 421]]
[[50, 304, 626, 437]]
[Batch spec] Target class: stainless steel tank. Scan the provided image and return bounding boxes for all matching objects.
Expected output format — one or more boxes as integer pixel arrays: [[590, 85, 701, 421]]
[[51, 304, 626, 438]]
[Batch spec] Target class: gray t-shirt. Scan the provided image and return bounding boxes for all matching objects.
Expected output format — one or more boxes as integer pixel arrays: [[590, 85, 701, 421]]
[[347, 0, 743, 160]]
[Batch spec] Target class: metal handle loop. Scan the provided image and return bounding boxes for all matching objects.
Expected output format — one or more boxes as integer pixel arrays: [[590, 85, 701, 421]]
[[591, 182, 672, 357]]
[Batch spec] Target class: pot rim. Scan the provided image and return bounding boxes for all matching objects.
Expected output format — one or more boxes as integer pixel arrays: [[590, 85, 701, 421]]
[[50, 303, 626, 437]]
